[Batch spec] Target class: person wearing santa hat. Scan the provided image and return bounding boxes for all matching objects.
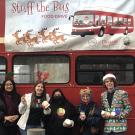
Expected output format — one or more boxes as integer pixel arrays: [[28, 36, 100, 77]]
[[101, 73, 132, 135]]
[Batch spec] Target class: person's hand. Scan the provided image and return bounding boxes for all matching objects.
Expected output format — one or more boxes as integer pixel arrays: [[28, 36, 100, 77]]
[[11, 115, 19, 121], [63, 123, 73, 128], [4, 116, 13, 122], [101, 111, 111, 119], [42, 101, 50, 110], [4, 115, 19, 122], [79, 113, 86, 121], [63, 119, 74, 128], [21, 95, 27, 105], [101, 113, 108, 118]]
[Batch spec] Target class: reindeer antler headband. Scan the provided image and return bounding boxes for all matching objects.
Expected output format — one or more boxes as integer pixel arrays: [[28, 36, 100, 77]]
[[80, 87, 92, 95]]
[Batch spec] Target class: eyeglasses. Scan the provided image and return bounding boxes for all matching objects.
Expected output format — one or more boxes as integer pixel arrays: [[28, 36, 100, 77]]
[[5, 83, 13, 86]]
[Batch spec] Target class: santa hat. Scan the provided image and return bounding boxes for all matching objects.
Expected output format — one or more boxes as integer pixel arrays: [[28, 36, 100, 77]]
[[102, 73, 116, 82]]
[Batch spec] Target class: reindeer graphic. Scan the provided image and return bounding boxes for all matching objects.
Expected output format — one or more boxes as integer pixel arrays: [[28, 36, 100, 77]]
[[12, 30, 24, 45], [49, 28, 65, 44], [23, 30, 39, 46], [38, 28, 51, 43], [12, 28, 66, 46]]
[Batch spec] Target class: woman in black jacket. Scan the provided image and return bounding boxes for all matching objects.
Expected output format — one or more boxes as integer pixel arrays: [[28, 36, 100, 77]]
[[44, 88, 77, 135], [0, 78, 21, 135]]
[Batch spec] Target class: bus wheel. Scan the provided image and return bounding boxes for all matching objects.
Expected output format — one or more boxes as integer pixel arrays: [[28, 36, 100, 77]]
[[81, 34, 85, 37], [98, 29, 104, 37], [124, 29, 128, 35]]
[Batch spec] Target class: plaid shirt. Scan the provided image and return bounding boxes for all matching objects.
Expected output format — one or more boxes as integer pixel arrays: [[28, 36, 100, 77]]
[[101, 89, 132, 133]]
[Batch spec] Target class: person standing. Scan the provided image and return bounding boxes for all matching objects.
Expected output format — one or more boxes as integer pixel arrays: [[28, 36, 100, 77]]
[[17, 81, 50, 135], [45, 88, 76, 135], [0, 78, 21, 135], [77, 87, 101, 135], [101, 73, 132, 135]]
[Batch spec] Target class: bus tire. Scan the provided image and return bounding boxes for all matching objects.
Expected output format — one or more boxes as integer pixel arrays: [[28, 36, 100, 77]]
[[124, 29, 128, 35], [98, 29, 104, 37], [81, 34, 85, 37]]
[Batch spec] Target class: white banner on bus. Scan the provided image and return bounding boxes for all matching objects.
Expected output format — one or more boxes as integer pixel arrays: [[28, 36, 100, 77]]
[[5, 0, 135, 52]]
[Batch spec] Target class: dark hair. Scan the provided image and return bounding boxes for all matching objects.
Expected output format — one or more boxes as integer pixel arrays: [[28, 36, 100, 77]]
[[103, 77, 118, 89], [52, 88, 65, 98], [50, 88, 66, 104], [0, 78, 17, 94], [0, 79, 20, 105]]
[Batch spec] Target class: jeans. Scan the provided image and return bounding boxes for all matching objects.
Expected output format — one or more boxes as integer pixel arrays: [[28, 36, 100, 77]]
[[19, 125, 41, 135], [103, 132, 125, 135]]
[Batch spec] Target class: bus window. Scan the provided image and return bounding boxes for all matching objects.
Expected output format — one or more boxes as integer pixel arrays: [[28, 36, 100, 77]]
[[73, 14, 94, 26], [118, 17, 124, 25], [13, 55, 69, 84], [124, 18, 128, 25], [107, 16, 113, 25], [76, 56, 134, 85], [100, 16, 106, 25], [113, 17, 118, 25], [95, 15, 99, 26], [73, 15, 84, 25], [0, 57, 6, 84], [128, 18, 131, 25], [73, 15, 82, 25]]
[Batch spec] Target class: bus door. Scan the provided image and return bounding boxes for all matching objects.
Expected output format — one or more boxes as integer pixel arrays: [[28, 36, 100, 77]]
[[106, 16, 113, 34], [98, 15, 106, 37]]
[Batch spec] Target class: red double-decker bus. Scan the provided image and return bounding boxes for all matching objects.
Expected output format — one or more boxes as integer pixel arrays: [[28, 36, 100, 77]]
[[0, 1, 135, 135], [69, 10, 134, 37]]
